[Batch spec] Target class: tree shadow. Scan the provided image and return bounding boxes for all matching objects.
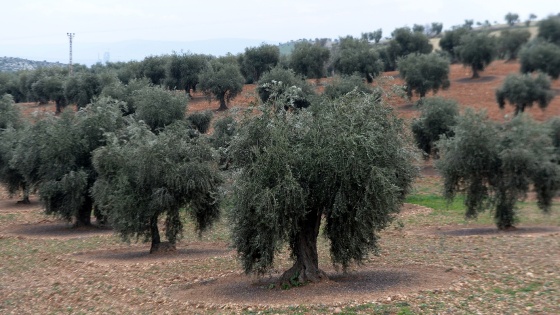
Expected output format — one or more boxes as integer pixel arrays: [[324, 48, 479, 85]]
[[4, 222, 112, 239], [455, 76, 497, 84]]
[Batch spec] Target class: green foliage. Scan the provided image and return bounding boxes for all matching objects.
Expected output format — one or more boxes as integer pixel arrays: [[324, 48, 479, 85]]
[[537, 16, 560, 45], [100, 77, 152, 114], [11, 98, 127, 225], [496, 73, 554, 115], [229, 90, 418, 276], [289, 41, 330, 79], [131, 85, 188, 132], [186, 110, 213, 134], [210, 116, 237, 169], [411, 97, 459, 157], [332, 36, 384, 82], [519, 40, 560, 79], [0, 94, 27, 197], [165, 53, 211, 95], [257, 67, 315, 108], [498, 29, 531, 60], [385, 27, 433, 71], [436, 111, 560, 229], [64, 72, 102, 109], [92, 120, 222, 251], [197, 59, 245, 111], [505, 13, 520, 26], [397, 53, 450, 99], [361, 29, 383, 43], [322, 74, 380, 100], [138, 55, 169, 85], [457, 32, 497, 78], [239, 44, 279, 83], [439, 27, 470, 62]]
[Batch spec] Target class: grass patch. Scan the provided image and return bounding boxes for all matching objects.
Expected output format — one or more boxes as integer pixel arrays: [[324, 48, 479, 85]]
[[405, 194, 465, 213]]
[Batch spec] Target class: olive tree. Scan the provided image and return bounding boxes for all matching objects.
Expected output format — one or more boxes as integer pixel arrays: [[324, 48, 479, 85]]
[[519, 40, 560, 79], [457, 32, 498, 78], [165, 53, 212, 96], [256, 67, 315, 108], [11, 98, 127, 226], [131, 85, 188, 132], [439, 27, 471, 62], [197, 59, 245, 111], [289, 41, 330, 79], [92, 121, 222, 253], [0, 94, 29, 202], [505, 12, 520, 26], [229, 90, 418, 285], [537, 16, 560, 45], [437, 111, 560, 230], [411, 97, 459, 157], [496, 73, 554, 115], [239, 44, 280, 83], [498, 29, 531, 61], [332, 36, 384, 82], [385, 27, 433, 71], [397, 53, 450, 100]]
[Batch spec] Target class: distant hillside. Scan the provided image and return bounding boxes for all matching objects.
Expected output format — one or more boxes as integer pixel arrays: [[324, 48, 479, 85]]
[[0, 57, 66, 72]]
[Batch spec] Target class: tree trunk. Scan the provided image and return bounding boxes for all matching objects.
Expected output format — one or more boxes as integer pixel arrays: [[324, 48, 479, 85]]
[[17, 183, 30, 204], [74, 195, 93, 227], [148, 215, 177, 254], [495, 191, 516, 230], [471, 67, 480, 79], [279, 209, 327, 286], [217, 96, 228, 111]]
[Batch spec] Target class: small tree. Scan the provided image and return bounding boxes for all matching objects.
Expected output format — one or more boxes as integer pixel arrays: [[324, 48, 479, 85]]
[[230, 91, 418, 285], [11, 98, 127, 226], [430, 23, 443, 37], [498, 29, 531, 61], [0, 94, 29, 202], [437, 111, 560, 230], [496, 73, 554, 115], [197, 59, 245, 111], [289, 41, 330, 79], [519, 40, 560, 79], [138, 55, 169, 85], [397, 53, 450, 100], [411, 97, 459, 157], [165, 53, 212, 97], [239, 44, 280, 83], [332, 36, 384, 82], [256, 67, 315, 107], [457, 32, 497, 78], [439, 27, 471, 62], [186, 110, 213, 134], [385, 27, 433, 71], [505, 12, 520, 26], [64, 72, 102, 109], [92, 121, 222, 253], [537, 16, 560, 45], [131, 85, 188, 132]]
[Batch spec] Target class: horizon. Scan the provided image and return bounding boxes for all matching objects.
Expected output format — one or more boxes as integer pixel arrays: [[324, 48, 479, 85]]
[[1, 0, 558, 65]]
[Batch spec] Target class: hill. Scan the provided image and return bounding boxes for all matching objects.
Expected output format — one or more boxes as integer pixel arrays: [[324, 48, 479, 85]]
[[0, 57, 66, 72]]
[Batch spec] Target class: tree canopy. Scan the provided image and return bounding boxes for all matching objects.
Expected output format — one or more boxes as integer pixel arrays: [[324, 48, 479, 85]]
[[496, 73, 555, 115], [256, 67, 315, 108], [333, 36, 384, 82], [457, 32, 497, 78], [197, 59, 245, 111], [397, 53, 450, 99], [165, 52, 211, 96], [322, 74, 380, 100], [439, 27, 471, 63], [385, 27, 433, 71], [498, 29, 531, 61], [411, 97, 459, 157], [519, 40, 560, 79], [92, 120, 222, 253], [229, 90, 418, 285], [436, 111, 560, 229], [239, 44, 280, 84], [537, 16, 560, 45], [505, 12, 520, 26], [289, 41, 330, 79]]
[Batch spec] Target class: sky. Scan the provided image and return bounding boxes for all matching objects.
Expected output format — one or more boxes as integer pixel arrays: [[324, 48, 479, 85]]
[[1, 0, 558, 64]]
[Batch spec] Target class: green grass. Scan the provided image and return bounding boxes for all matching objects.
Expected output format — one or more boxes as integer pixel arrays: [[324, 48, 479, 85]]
[[405, 194, 465, 213]]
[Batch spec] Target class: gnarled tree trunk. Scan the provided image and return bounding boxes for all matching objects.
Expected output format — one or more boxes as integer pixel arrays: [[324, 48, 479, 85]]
[[74, 195, 92, 227], [217, 95, 228, 111], [149, 214, 176, 254], [279, 209, 327, 286]]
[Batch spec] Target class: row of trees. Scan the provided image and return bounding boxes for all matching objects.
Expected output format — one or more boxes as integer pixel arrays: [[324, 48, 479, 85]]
[[0, 75, 418, 285]]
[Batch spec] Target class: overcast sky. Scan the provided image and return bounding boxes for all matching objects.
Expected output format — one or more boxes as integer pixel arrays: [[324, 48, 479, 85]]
[[1, 0, 558, 63]]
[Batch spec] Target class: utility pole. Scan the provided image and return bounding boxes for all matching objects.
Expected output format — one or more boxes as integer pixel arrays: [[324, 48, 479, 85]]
[[67, 33, 75, 75]]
